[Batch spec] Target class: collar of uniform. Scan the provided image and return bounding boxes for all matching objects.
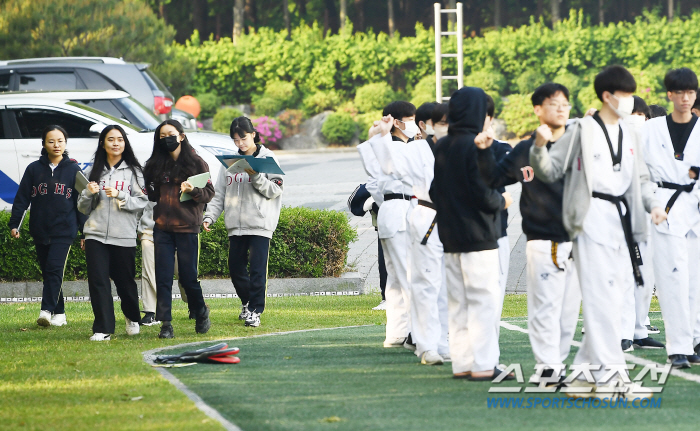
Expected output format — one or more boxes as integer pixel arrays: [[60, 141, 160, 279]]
[[239, 144, 262, 157], [391, 135, 413, 143]]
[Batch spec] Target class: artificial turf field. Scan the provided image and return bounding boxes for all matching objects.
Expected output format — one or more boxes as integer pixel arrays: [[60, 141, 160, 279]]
[[1, 294, 698, 431]]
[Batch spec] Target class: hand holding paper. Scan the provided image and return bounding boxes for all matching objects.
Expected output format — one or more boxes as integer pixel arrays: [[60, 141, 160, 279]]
[[180, 172, 211, 202]]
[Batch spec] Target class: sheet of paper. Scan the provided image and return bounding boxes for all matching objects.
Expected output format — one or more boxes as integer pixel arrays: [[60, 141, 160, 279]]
[[180, 172, 211, 202], [227, 158, 253, 175], [75, 170, 89, 193]]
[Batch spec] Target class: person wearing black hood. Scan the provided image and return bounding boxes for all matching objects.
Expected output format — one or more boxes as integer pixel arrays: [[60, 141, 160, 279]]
[[429, 87, 513, 380], [9, 125, 87, 328]]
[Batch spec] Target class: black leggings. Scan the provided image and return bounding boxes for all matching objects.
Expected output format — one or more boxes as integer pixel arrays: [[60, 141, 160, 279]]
[[228, 235, 270, 314], [35, 242, 71, 314], [85, 240, 141, 334]]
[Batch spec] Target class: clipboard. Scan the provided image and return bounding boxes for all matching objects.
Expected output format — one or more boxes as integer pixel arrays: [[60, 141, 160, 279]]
[[180, 172, 211, 202], [75, 170, 89, 193], [216, 155, 285, 175]]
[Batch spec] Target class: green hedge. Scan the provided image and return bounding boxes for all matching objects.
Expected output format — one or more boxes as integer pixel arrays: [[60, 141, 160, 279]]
[[0, 207, 357, 282]]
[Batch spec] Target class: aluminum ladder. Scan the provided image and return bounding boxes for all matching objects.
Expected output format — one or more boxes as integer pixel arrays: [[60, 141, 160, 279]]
[[434, 2, 463, 102]]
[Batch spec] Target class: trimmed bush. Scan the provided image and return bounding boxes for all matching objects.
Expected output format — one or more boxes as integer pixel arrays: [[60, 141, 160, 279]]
[[277, 109, 305, 136], [302, 90, 342, 116], [514, 70, 544, 94], [212, 107, 244, 133], [466, 70, 507, 95], [253, 81, 300, 116], [354, 83, 395, 113], [500, 93, 540, 138], [410, 74, 436, 107], [356, 111, 382, 141], [322, 113, 357, 145], [195, 92, 220, 119], [0, 208, 357, 281]]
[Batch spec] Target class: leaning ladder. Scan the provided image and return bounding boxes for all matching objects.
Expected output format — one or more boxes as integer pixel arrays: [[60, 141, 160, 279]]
[[434, 2, 464, 102]]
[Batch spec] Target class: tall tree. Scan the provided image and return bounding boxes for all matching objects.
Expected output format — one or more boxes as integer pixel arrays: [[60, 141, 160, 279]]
[[495, 0, 502, 28], [340, 0, 347, 29], [551, 0, 560, 25], [668, 0, 674, 22], [536, 0, 544, 22], [324, 0, 339, 34], [283, 0, 291, 37], [245, 0, 257, 31], [388, 0, 394, 36], [354, 0, 365, 31], [296, 0, 306, 18], [192, 0, 208, 36], [598, 0, 604, 25], [233, 0, 244, 43]]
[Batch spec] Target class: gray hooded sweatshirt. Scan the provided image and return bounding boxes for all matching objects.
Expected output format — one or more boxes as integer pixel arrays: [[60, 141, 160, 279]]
[[77, 163, 149, 247], [204, 145, 283, 238]]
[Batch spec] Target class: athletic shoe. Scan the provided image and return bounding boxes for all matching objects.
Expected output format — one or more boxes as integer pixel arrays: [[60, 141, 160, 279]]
[[695, 343, 700, 356], [125, 318, 140, 336], [89, 333, 111, 341], [686, 354, 700, 365], [565, 379, 597, 399], [158, 324, 174, 339], [50, 313, 67, 327], [245, 311, 261, 327], [372, 300, 387, 311], [383, 337, 406, 348], [619, 382, 653, 400], [420, 350, 444, 365], [668, 354, 691, 369], [646, 324, 660, 334], [140, 312, 159, 326], [403, 333, 417, 352], [238, 303, 251, 321], [581, 326, 585, 334], [621, 339, 634, 352], [195, 305, 212, 334], [37, 310, 52, 327], [633, 337, 665, 349], [441, 353, 452, 362]]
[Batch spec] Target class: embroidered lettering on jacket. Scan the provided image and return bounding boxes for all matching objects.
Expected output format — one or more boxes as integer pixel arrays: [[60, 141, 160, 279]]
[[520, 166, 534, 183]]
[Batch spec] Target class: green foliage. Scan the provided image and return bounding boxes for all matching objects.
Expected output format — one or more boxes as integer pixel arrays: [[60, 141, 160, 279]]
[[195, 92, 220, 119], [354, 83, 395, 113], [356, 111, 382, 141], [302, 90, 342, 117], [514, 70, 544, 94], [577, 83, 602, 113], [501, 93, 540, 138], [149, 41, 196, 99], [277, 109, 305, 136], [212, 107, 244, 133], [321, 113, 357, 145], [552, 72, 584, 114], [253, 81, 301, 116], [0, 208, 356, 281], [466, 70, 507, 94], [410, 74, 437, 107]]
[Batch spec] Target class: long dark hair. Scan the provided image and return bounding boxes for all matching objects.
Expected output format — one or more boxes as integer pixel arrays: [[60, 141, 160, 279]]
[[230, 116, 260, 143], [143, 119, 199, 186], [41, 125, 69, 158], [88, 125, 143, 184]]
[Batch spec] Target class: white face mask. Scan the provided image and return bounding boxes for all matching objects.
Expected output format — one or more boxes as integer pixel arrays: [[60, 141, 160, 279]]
[[434, 124, 448, 140], [624, 114, 646, 130], [424, 123, 435, 136], [609, 94, 635, 119], [398, 120, 420, 139]]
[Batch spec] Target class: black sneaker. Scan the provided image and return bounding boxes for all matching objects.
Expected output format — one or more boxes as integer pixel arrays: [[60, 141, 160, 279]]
[[621, 339, 634, 352], [195, 305, 211, 334], [668, 354, 691, 369], [140, 312, 160, 326], [687, 354, 700, 365], [238, 303, 251, 321], [633, 337, 665, 349], [404, 333, 417, 352], [646, 324, 660, 334], [695, 343, 700, 355], [158, 324, 174, 339]]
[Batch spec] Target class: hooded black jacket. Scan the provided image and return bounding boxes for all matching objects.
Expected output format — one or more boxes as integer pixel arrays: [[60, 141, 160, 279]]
[[429, 87, 505, 253], [8, 154, 87, 244]]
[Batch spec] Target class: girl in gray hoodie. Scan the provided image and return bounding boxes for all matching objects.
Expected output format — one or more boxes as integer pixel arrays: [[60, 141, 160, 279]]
[[203, 117, 283, 327], [78, 125, 149, 341]]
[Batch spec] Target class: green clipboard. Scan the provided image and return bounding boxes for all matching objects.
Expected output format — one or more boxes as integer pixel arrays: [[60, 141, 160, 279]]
[[180, 172, 211, 202]]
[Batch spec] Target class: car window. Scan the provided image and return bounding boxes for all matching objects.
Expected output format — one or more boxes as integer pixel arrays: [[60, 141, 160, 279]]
[[18, 72, 78, 91], [142, 69, 169, 93], [78, 100, 125, 120], [76, 69, 117, 90], [115, 97, 161, 131], [0, 111, 5, 138], [0, 73, 10, 92], [66, 101, 141, 132], [13, 108, 94, 138]]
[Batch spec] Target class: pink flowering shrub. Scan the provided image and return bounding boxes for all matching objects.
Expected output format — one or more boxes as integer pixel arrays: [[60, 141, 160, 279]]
[[251, 116, 283, 144]]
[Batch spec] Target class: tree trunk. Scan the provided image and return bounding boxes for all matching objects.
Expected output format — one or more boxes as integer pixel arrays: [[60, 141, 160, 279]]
[[296, 0, 306, 18], [233, 0, 244, 43], [340, 0, 347, 29], [494, 0, 501, 28], [283, 0, 291, 37], [551, 0, 560, 25], [668, 0, 674, 22], [324, 0, 339, 34], [536, 0, 543, 21], [598, 0, 604, 25], [193, 0, 208, 38], [245, 0, 258, 31], [388, 0, 394, 36], [447, 0, 456, 28], [354, 0, 365, 31]]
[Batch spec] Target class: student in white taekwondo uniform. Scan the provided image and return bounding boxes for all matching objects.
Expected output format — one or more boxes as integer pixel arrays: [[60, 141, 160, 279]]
[[357, 101, 417, 348], [530, 66, 666, 399], [367, 106, 450, 365], [476, 83, 581, 385], [641, 68, 700, 369]]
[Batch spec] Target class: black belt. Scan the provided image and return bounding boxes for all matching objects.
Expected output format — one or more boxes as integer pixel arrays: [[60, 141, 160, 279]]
[[417, 200, 437, 245], [384, 193, 412, 201], [592, 192, 644, 286], [659, 181, 695, 214]]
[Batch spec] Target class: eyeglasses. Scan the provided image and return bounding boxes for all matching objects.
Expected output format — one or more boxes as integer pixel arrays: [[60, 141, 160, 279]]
[[672, 90, 697, 96], [545, 103, 572, 111]]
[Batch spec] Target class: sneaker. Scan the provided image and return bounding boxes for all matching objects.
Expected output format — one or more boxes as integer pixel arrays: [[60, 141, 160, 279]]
[[646, 324, 660, 334], [195, 305, 211, 334], [621, 339, 634, 353], [403, 333, 417, 352], [158, 324, 174, 339], [238, 303, 251, 320], [441, 353, 452, 362], [50, 313, 67, 327], [89, 333, 111, 341], [619, 382, 654, 400], [687, 354, 700, 365], [383, 337, 406, 348], [37, 310, 52, 327], [668, 354, 691, 369], [695, 343, 700, 356], [125, 318, 140, 336], [372, 300, 387, 311], [420, 350, 444, 365], [581, 326, 585, 334], [633, 337, 665, 349], [245, 311, 261, 327], [140, 312, 160, 326], [564, 379, 597, 399]]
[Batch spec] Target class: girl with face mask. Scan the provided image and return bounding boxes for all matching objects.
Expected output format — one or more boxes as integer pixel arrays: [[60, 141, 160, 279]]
[[143, 120, 215, 339]]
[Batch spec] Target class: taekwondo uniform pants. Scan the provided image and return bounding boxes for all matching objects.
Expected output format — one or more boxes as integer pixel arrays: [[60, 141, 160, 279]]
[[445, 250, 500, 374], [381, 231, 412, 342], [653, 229, 700, 356], [526, 240, 580, 380], [497, 236, 510, 319], [409, 206, 449, 357], [620, 233, 654, 341]]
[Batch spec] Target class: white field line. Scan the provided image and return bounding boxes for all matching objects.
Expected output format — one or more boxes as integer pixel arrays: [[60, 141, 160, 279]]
[[500, 321, 700, 384]]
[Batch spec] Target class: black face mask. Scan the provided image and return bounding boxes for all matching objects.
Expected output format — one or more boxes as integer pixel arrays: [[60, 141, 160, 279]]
[[160, 135, 180, 152]]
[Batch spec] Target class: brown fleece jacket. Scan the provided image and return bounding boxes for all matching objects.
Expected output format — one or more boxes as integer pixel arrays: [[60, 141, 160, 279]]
[[149, 156, 215, 233]]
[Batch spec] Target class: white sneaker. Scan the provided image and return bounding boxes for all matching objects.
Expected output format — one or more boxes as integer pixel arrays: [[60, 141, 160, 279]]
[[441, 353, 452, 362], [372, 300, 387, 311], [383, 337, 406, 348], [125, 318, 140, 336], [245, 311, 261, 327], [239, 303, 251, 320], [37, 310, 52, 327], [619, 382, 654, 400], [563, 379, 597, 399], [90, 333, 111, 341], [50, 313, 67, 326], [421, 350, 444, 365]]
